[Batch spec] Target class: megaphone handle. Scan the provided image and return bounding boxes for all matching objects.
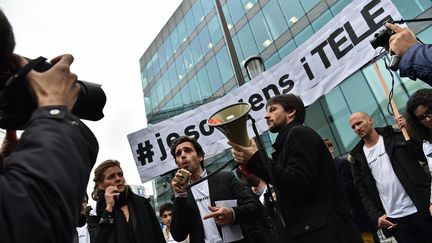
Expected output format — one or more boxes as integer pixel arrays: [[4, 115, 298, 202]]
[[248, 115, 286, 228]]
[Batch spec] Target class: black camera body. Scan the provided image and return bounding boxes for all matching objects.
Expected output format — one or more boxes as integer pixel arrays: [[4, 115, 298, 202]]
[[370, 28, 395, 49], [0, 57, 106, 129]]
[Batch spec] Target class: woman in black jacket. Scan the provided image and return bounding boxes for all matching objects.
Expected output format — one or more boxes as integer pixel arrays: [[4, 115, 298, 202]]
[[89, 160, 165, 243]]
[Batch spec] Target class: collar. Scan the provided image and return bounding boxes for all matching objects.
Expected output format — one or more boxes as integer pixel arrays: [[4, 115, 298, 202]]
[[272, 121, 303, 151]]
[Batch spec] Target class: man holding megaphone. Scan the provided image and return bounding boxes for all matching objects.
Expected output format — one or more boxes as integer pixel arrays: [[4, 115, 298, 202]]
[[229, 94, 362, 243]]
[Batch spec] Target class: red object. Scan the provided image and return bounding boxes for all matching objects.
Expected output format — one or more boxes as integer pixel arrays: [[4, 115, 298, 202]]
[[239, 164, 251, 176], [208, 117, 223, 125]]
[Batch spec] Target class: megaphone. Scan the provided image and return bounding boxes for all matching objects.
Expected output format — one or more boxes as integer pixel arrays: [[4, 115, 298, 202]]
[[207, 103, 251, 147]]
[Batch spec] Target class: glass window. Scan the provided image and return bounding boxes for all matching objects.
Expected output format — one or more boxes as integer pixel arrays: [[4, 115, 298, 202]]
[[176, 17, 188, 44], [201, 0, 214, 16], [172, 91, 183, 108], [329, 0, 352, 15], [182, 45, 195, 74], [242, 0, 257, 12], [207, 15, 223, 45], [261, 0, 289, 40], [188, 75, 203, 103], [180, 82, 192, 106], [294, 25, 314, 45], [311, 9, 333, 32], [190, 35, 204, 64], [170, 27, 181, 54], [144, 94, 152, 114], [361, 59, 409, 124], [277, 0, 305, 27], [233, 35, 246, 65], [174, 56, 186, 82], [264, 51, 281, 69], [192, 0, 205, 26], [146, 62, 154, 83], [299, 0, 320, 12], [249, 12, 274, 52], [157, 45, 167, 69], [149, 85, 158, 110], [278, 39, 297, 59], [141, 69, 148, 88], [156, 81, 164, 104], [226, 0, 246, 24], [236, 24, 259, 62], [206, 57, 223, 93], [184, 10, 196, 37], [222, 3, 235, 28], [160, 71, 171, 97], [215, 46, 234, 84], [163, 38, 173, 63], [168, 65, 179, 93], [198, 26, 213, 55], [196, 66, 212, 99], [392, 0, 432, 19]]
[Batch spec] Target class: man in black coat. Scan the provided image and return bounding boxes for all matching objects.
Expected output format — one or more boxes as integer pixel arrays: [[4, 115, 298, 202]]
[[230, 94, 362, 243], [349, 112, 432, 243], [170, 136, 262, 243], [0, 10, 98, 242]]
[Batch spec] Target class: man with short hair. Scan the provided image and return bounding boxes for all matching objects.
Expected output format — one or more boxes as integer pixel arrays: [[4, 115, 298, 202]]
[[230, 94, 362, 243], [160, 202, 189, 243], [349, 111, 432, 243], [170, 136, 261, 243]]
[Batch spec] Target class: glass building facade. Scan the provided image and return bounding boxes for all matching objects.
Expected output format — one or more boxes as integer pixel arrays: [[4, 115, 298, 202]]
[[139, 0, 432, 210]]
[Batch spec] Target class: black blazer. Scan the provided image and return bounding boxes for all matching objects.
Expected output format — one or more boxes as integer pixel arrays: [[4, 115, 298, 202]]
[[0, 107, 98, 243], [171, 171, 261, 243], [248, 121, 362, 243]]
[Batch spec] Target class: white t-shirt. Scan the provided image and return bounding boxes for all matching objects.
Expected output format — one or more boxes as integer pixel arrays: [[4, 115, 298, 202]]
[[363, 135, 417, 218], [191, 171, 223, 243], [76, 224, 90, 243]]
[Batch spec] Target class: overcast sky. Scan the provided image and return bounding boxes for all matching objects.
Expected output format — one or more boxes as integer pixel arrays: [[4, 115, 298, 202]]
[[1, 0, 183, 197]]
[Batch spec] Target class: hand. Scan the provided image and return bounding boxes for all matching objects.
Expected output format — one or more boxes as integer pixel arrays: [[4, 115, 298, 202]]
[[429, 204, 432, 216], [394, 114, 406, 130], [385, 23, 417, 57], [229, 138, 258, 165], [377, 214, 396, 229], [14, 54, 80, 110], [171, 170, 189, 193], [104, 186, 120, 212], [1, 130, 19, 159], [203, 206, 233, 225]]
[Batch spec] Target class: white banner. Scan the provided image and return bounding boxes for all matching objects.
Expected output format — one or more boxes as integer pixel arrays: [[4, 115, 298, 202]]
[[128, 0, 402, 183]]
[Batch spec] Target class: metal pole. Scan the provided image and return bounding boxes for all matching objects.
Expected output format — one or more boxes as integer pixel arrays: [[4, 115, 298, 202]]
[[214, 0, 245, 86]]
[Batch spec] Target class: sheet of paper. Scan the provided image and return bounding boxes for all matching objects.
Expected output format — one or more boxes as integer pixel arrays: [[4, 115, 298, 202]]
[[215, 200, 244, 242]]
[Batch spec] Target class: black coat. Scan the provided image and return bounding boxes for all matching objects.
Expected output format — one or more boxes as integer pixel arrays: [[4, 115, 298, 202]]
[[247, 121, 362, 243], [89, 190, 165, 243], [350, 126, 431, 224], [0, 107, 98, 243], [170, 171, 262, 243]]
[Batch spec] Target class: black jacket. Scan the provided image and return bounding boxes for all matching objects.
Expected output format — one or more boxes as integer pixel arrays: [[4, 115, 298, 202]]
[[0, 106, 98, 243], [89, 190, 165, 243], [170, 171, 261, 243], [247, 121, 362, 243], [350, 126, 430, 224]]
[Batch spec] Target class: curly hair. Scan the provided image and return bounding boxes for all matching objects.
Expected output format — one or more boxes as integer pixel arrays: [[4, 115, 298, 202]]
[[170, 136, 205, 169], [406, 89, 432, 142]]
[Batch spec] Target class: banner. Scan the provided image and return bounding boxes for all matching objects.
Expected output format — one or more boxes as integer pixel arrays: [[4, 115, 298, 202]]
[[128, 0, 402, 182]]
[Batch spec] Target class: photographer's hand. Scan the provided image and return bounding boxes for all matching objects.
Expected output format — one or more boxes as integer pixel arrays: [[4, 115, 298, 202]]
[[385, 23, 417, 57], [14, 54, 80, 110]]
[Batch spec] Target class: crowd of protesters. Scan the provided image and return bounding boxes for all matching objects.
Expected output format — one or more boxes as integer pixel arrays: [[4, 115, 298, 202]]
[[1, 6, 432, 243]]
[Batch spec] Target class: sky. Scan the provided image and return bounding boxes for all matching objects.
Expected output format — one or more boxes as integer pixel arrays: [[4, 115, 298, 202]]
[[1, 0, 183, 197]]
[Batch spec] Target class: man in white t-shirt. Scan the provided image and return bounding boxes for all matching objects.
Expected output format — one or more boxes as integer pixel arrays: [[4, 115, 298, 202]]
[[349, 112, 432, 243]]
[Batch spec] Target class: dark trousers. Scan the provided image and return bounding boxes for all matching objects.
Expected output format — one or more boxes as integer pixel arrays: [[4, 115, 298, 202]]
[[387, 213, 432, 243]]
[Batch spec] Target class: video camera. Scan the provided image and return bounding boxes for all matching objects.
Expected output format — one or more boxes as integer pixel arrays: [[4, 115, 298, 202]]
[[0, 57, 106, 129], [369, 19, 400, 71]]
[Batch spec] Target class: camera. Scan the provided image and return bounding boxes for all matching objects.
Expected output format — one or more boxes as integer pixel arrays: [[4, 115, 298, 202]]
[[0, 56, 106, 129], [370, 28, 395, 49]]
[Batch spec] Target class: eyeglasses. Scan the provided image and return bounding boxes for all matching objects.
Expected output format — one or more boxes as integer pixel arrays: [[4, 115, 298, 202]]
[[416, 107, 432, 122]]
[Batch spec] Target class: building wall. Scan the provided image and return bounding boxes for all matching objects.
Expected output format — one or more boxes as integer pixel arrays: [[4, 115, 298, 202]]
[[139, 0, 432, 208]]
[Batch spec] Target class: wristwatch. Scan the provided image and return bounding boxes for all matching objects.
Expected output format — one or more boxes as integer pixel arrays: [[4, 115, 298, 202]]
[[99, 210, 114, 225]]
